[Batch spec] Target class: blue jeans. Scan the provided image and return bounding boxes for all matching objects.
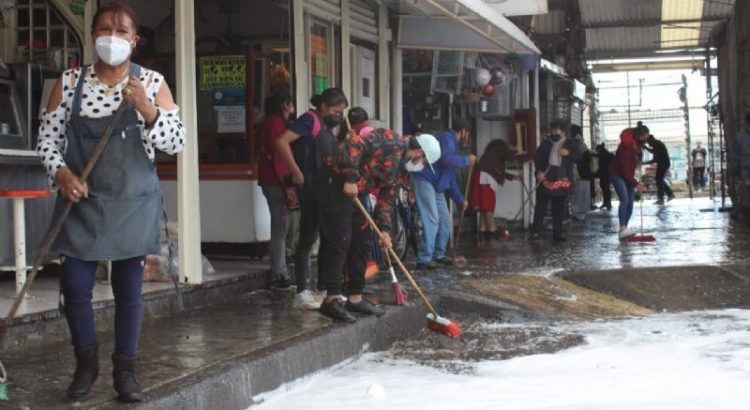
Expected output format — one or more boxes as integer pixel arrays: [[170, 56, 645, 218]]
[[60, 255, 144, 359], [611, 175, 635, 227], [412, 177, 451, 263]]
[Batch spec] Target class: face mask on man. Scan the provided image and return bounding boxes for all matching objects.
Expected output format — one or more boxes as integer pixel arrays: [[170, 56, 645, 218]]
[[95, 36, 133, 66], [323, 115, 342, 129], [405, 159, 426, 173], [550, 133, 562, 142]]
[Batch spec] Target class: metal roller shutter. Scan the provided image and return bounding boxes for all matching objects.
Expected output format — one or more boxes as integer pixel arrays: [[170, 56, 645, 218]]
[[350, 0, 378, 43], [304, 0, 342, 22]]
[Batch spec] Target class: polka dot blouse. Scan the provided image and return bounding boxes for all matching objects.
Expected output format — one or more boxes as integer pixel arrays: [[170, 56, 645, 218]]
[[36, 65, 185, 189]]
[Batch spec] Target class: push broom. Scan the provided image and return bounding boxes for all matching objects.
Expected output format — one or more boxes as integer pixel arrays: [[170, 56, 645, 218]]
[[353, 197, 461, 338], [383, 246, 407, 305], [628, 166, 656, 242]]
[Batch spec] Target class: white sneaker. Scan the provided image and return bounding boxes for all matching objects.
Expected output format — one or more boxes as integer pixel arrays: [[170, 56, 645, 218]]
[[293, 290, 322, 310], [619, 228, 637, 240], [312, 290, 326, 304]]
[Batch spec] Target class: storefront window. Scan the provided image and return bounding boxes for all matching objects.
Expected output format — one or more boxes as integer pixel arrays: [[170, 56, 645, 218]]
[[309, 20, 333, 97]]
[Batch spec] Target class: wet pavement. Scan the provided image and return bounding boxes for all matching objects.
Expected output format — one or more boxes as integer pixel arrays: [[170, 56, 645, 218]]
[[2, 196, 749, 409]]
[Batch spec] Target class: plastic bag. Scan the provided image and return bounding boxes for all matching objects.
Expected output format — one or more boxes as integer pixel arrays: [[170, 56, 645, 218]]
[[143, 221, 215, 282]]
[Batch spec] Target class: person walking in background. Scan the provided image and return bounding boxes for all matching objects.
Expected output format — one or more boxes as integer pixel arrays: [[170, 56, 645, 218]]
[[610, 122, 649, 240], [469, 139, 519, 238], [35, 2, 185, 401], [276, 88, 349, 310], [529, 120, 580, 242], [596, 143, 614, 211], [644, 134, 674, 205], [257, 94, 296, 290], [692, 142, 708, 189], [411, 119, 476, 270]]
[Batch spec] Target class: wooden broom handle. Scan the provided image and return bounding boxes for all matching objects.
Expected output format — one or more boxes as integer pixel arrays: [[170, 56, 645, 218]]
[[352, 197, 438, 316]]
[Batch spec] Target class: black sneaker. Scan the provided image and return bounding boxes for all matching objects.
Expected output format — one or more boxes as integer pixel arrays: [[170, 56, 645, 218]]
[[434, 257, 454, 266], [270, 277, 293, 291], [553, 236, 568, 243], [667, 195, 675, 202], [416, 261, 439, 270], [319, 298, 356, 323], [528, 232, 542, 242], [346, 299, 386, 317]]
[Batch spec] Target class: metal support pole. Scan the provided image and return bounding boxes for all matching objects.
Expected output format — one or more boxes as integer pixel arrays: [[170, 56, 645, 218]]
[[705, 48, 716, 199], [175, 0, 203, 284], [683, 74, 693, 199], [12, 198, 26, 296], [626, 72, 631, 127]]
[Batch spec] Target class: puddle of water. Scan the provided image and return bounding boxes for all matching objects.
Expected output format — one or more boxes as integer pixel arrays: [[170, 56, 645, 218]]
[[253, 309, 750, 410]]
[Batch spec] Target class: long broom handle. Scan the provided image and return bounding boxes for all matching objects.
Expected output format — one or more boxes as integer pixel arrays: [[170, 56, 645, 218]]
[[512, 167, 550, 222], [0, 102, 130, 343], [452, 163, 474, 259], [352, 197, 439, 316]]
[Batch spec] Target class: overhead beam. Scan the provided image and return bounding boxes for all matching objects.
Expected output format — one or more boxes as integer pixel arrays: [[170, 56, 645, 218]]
[[582, 16, 726, 29]]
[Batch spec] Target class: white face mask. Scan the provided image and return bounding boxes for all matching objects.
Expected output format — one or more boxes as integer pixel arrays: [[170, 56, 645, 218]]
[[95, 36, 132, 66], [405, 159, 426, 173]]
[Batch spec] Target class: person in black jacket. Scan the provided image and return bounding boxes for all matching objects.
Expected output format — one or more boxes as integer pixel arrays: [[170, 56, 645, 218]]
[[530, 120, 582, 242], [596, 143, 614, 210], [645, 134, 674, 205]]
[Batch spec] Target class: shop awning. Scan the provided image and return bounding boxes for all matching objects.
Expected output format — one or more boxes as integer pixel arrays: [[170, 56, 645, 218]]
[[385, 0, 540, 54]]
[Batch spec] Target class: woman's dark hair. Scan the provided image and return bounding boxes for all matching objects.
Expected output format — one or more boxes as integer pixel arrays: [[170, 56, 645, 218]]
[[348, 107, 369, 126], [635, 121, 650, 137], [310, 88, 348, 110], [92, 2, 140, 33], [264, 94, 292, 117], [550, 119, 567, 131], [570, 124, 582, 137]]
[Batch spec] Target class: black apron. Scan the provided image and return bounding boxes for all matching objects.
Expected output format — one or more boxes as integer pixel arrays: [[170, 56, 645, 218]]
[[51, 64, 162, 261]]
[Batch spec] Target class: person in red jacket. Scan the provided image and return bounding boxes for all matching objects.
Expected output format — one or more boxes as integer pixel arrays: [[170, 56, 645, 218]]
[[257, 94, 296, 290], [609, 122, 649, 240]]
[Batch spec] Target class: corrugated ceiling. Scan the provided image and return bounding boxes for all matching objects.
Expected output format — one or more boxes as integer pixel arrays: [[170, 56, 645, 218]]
[[578, 0, 735, 59]]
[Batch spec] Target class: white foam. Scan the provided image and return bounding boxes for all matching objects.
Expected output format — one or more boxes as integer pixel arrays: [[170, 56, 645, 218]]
[[252, 309, 750, 410]]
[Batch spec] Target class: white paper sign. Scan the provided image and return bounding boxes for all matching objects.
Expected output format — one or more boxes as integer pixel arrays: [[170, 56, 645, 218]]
[[215, 106, 246, 133]]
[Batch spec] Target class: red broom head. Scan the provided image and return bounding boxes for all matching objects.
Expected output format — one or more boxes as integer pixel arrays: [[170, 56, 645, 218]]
[[392, 282, 407, 305], [627, 234, 656, 242], [426, 313, 462, 338]]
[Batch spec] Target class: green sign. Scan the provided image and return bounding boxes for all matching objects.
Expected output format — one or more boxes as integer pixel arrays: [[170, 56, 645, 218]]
[[200, 55, 246, 90]]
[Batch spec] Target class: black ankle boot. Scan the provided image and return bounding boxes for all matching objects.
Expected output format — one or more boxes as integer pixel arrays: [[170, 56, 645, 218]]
[[67, 344, 99, 398], [112, 356, 143, 402]]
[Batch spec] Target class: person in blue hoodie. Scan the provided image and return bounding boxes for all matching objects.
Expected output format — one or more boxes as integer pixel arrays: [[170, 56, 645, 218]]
[[411, 119, 476, 270]]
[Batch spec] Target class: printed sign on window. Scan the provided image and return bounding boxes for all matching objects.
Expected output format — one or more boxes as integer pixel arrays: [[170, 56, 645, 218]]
[[200, 55, 246, 90]]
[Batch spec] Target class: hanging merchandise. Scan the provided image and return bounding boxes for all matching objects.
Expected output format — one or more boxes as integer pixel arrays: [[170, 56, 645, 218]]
[[482, 83, 496, 96], [475, 67, 491, 87]]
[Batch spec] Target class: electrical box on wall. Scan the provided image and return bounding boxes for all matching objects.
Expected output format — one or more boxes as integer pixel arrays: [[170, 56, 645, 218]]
[[510, 109, 537, 161]]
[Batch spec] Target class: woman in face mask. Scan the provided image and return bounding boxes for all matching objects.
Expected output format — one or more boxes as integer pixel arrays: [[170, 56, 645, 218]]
[[276, 88, 348, 312], [35, 2, 184, 403]]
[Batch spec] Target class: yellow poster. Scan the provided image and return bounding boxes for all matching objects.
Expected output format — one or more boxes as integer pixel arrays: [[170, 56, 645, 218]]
[[200, 55, 246, 90]]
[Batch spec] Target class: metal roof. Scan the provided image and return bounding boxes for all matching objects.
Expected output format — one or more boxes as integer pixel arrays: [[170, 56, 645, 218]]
[[383, 0, 540, 54], [578, 0, 735, 60]]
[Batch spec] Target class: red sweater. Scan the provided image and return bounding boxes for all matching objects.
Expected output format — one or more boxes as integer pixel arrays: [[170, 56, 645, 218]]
[[609, 128, 642, 187], [257, 115, 290, 186]]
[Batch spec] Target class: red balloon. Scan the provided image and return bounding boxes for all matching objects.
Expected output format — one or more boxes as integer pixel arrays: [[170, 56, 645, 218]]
[[482, 84, 496, 95]]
